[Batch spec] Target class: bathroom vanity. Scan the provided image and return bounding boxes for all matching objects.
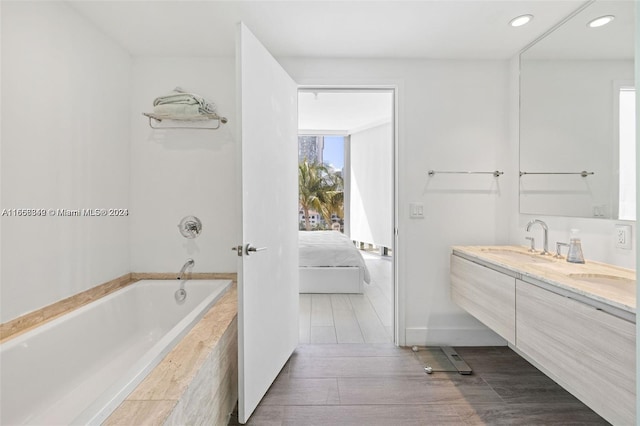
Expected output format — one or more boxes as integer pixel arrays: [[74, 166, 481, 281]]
[[451, 245, 636, 425]]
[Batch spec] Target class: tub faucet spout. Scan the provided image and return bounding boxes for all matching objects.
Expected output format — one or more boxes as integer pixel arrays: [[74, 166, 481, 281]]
[[178, 259, 195, 280]]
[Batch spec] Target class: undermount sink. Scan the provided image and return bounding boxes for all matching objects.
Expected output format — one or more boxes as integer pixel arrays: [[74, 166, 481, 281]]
[[567, 273, 635, 286], [480, 248, 555, 263]]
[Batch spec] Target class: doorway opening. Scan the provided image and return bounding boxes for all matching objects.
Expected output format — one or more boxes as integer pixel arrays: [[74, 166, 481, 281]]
[[297, 88, 396, 344]]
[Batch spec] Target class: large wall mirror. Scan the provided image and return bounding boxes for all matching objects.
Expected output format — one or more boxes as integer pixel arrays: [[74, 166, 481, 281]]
[[519, 0, 635, 220]]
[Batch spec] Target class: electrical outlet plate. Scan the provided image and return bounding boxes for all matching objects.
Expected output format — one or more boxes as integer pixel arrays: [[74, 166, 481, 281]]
[[615, 224, 632, 249]]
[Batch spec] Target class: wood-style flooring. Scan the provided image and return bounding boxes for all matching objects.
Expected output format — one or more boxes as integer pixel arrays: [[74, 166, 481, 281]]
[[229, 344, 608, 425], [299, 252, 394, 344], [229, 250, 607, 425]]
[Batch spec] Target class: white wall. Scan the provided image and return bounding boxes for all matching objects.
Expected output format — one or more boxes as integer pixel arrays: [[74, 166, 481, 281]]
[[0, 2, 132, 322], [349, 122, 393, 249], [281, 58, 512, 346], [288, 54, 638, 348], [520, 59, 634, 218], [1, 0, 4, 324], [129, 57, 238, 274], [635, 2, 639, 417], [1, 7, 633, 347], [0, 7, 240, 323]]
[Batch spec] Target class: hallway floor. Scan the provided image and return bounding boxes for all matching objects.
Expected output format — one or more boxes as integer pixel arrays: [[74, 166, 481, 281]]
[[298, 251, 393, 344], [229, 344, 608, 425]]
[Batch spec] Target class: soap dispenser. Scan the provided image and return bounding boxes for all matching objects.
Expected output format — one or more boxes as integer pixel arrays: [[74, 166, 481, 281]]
[[566, 229, 585, 264]]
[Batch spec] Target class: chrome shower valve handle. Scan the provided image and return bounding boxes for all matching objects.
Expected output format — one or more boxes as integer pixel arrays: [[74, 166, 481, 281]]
[[178, 216, 202, 239]]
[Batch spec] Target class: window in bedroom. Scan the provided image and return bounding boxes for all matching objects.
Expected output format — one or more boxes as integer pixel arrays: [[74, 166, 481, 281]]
[[298, 135, 345, 232]]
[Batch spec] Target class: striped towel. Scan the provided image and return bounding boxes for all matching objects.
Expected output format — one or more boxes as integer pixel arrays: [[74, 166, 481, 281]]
[[153, 87, 217, 114]]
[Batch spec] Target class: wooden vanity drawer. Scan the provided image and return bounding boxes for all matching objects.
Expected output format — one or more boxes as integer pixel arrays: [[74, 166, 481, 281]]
[[450, 255, 516, 344], [516, 280, 635, 425]]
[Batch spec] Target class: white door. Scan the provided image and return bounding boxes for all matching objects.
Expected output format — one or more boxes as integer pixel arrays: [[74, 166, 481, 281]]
[[236, 23, 299, 424]]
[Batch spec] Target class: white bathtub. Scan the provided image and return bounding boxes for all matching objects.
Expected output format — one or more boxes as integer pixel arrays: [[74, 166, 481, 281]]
[[0, 279, 232, 425]]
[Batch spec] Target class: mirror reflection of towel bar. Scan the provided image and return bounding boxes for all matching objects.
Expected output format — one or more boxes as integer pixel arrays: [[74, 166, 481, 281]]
[[519, 171, 594, 177], [428, 170, 504, 178]]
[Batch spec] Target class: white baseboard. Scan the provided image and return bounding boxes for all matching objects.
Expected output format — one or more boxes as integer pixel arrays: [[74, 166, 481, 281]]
[[404, 327, 507, 347]]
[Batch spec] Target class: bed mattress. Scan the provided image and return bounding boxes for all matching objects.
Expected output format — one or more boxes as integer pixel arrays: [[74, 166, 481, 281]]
[[298, 231, 371, 283]]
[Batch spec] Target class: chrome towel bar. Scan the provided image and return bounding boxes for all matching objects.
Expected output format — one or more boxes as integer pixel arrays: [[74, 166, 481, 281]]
[[519, 171, 594, 177], [142, 112, 228, 130], [428, 170, 504, 178]]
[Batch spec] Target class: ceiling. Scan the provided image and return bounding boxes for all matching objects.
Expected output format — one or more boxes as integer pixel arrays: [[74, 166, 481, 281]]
[[523, 0, 635, 59], [298, 90, 394, 134], [65, 0, 633, 133], [67, 0, 589, 59]]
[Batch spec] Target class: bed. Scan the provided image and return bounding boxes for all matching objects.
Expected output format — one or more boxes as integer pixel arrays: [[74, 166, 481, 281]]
[[298, 231, 371, 294]]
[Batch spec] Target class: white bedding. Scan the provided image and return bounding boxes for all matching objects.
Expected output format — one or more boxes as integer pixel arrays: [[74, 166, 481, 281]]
[[298, 231, 371, 283]]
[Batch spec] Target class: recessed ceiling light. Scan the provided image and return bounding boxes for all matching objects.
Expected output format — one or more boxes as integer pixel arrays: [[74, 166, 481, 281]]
[[587, 15, 615, 28], [510, 14, 533, 27]]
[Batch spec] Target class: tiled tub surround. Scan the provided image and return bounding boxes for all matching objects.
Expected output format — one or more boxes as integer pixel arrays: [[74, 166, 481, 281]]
[[0, 273, 135, 343], [0, 278, 236, 425], [106, 285, 238, 426], [0, 273, 237, 342], [451, 245, 636, 425]]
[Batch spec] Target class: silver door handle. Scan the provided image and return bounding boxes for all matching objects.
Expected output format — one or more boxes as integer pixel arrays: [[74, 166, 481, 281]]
[[232, 244, 267, 256], [245, 244, 267, 255]]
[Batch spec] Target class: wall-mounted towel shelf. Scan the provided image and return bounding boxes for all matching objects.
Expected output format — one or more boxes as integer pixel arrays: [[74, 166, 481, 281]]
[[428, 170, 504, 178], [142, 112, 228, 130], [519, 171, 594, 177]]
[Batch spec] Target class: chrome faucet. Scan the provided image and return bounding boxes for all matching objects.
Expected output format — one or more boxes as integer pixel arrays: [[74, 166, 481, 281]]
[[526, 219, 549, 255], [178, 258, 195, 280]]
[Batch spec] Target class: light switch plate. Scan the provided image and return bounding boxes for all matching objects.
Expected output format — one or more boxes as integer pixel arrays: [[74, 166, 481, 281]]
[[614, 224, 632, 249], [409, 203, 424, 219]]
